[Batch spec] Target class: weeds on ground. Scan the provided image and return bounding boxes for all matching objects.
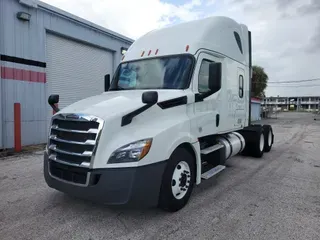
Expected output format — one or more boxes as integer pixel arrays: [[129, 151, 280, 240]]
[[0, 144, 46, 159]]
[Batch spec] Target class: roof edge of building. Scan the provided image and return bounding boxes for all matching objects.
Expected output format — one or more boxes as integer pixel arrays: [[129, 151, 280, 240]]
[[251, 97, 261, 103], [20, 0, 135, 44]]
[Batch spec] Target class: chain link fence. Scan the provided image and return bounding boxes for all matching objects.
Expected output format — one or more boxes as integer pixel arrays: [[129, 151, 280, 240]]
[[261, 106, 278, 119]]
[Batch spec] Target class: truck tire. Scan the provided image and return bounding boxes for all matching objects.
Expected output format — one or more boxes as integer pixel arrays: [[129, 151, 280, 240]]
[[251, 128, 265, 158], [263, 125, 273, 152], [158, 147, 195, 212], [239, 127, 265, 158]]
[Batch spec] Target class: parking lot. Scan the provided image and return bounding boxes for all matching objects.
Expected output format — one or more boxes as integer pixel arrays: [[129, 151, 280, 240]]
[[1, 112, 320, 240]]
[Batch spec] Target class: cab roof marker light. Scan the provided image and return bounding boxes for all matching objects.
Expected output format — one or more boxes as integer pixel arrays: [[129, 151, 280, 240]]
[[141, 51, 145, 57], [155, 49, 159, 55], [186, 45, 189, 52], [148, 50, 152, 56]]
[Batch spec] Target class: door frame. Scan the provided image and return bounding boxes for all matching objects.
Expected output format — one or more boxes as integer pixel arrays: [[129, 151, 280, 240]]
[[190, 51, 224, 137]]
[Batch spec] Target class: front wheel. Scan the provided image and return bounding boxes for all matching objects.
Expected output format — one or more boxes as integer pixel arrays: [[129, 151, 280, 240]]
[[158, 147, 195, 212]]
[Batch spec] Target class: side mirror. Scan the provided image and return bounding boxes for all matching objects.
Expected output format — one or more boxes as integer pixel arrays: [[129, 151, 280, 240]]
[[104, 74, 110, 91], [48, 94, 60, 113], [208, 62, 222, 93], [48, 94, 59, 105], [142, 91, 158, 105]]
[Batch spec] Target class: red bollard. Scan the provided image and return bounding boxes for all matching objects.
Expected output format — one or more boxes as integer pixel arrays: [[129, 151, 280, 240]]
[[14, 103, 22, 152]]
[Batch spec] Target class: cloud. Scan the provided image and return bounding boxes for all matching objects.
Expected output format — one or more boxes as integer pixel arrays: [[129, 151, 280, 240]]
[[40, 0, 204, 39], [298, 0, 320, 15], [184, 0, 202, 9], [296, 0, 320, 54], [208, 0, 320, 96], [206, 0, 216, 6], [275, 0, 300, 10], [41, 0, 320, 97], [307, 22, 320, 53]]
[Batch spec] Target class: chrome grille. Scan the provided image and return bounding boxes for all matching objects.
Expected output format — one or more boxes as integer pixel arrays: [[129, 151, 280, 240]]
[[48, 113, 104, 169]]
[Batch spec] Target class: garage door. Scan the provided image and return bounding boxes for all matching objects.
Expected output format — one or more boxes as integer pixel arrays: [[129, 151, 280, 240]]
[[46, 33, 113, 111]]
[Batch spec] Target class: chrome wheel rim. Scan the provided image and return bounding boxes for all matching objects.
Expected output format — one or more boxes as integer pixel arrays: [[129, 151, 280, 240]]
[[171, 161, 191, 200]]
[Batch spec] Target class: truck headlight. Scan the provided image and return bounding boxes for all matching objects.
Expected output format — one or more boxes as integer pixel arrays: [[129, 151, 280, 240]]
[[108, 139, 152, 163]]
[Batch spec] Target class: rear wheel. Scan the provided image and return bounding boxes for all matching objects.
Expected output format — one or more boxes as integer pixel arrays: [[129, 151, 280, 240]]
[[240, 126, 265, 158], [263, 125, 273, 152], [158, 147, 195, 212], [252, 130, 265, 158]]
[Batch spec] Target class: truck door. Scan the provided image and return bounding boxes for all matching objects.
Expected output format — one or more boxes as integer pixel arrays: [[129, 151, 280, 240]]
[[190, 52, 223, 137], [233, 67, 246, 128]]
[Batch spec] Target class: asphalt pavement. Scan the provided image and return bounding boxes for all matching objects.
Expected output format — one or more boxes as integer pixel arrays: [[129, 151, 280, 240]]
[[1, 112, 320, 240]]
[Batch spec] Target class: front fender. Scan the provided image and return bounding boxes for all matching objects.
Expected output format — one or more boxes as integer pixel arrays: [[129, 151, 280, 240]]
[[140, 120, 201, 185], [93, 103, 196, 167], [165, 135, 201, 185]]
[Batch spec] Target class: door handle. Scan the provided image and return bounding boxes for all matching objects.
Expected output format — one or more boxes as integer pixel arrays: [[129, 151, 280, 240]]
[[216, 114, 220, 127]]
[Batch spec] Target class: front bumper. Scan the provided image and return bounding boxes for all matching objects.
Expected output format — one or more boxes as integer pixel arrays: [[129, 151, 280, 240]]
[[43, 152, 167, 207]]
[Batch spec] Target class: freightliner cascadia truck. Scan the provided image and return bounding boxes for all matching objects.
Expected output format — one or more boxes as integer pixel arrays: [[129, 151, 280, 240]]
[[44, 16, 274, 212]]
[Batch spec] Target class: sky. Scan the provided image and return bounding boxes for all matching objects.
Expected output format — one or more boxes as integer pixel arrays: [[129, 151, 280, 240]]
[[41, 0, 320, 97]]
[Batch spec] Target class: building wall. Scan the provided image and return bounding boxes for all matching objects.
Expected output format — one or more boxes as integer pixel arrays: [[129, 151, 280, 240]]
[[251, 100, 261, 122], [0, 0, 133, 149], [0, 0, 6, 149]]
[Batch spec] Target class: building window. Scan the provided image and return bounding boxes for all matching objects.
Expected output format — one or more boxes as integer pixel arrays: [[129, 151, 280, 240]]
[[198, 59, 213, 93], [234, 32, 243, 54], [239, 75, 244, 98]]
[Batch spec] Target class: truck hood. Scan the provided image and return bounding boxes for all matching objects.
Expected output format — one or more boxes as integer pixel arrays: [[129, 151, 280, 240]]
[[58, 89, 188, 119]]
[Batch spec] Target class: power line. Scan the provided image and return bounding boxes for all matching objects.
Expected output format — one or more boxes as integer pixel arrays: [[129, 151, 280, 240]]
[[267, 84, 320, 88], [268, 79, 320, 83], [253, 78, 320, 84]]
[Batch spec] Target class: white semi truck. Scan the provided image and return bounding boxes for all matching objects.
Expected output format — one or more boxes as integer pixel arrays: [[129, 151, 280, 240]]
[[44, 16, 274, 212]]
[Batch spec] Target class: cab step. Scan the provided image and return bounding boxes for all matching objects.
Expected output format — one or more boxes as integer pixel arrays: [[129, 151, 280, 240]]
[[200, 143, 224, 155], [201, 165, 226, 180]]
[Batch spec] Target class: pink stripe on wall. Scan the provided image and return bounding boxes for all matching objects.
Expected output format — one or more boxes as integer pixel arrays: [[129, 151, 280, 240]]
[[1, 66, 46, 83]]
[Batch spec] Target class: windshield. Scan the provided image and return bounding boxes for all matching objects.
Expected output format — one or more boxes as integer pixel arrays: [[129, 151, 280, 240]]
[[110, 55, 194, 90]]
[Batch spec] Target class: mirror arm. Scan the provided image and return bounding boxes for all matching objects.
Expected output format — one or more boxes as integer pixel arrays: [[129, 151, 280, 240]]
[[50, 103, 60, 113], [195, 91, 214, 102], [121, 103, 155, 127], [104, 74, 110, 92]]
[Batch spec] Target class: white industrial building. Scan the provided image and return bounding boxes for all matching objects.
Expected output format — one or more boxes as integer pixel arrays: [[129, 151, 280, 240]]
[[0, 0, 133, 149]]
